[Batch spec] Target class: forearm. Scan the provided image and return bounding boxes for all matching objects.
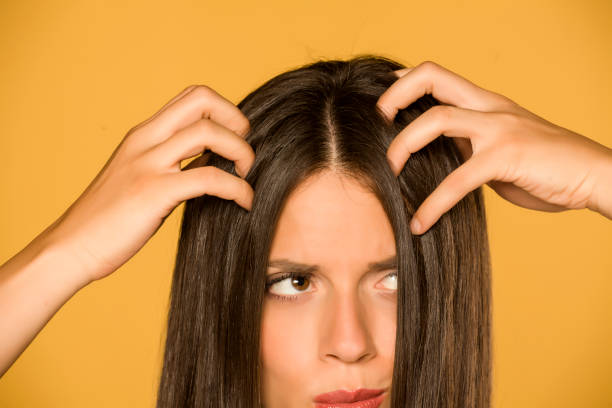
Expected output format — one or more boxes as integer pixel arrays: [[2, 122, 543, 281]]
[[0, 232, 91, 378], [587, 145, 612, 220]]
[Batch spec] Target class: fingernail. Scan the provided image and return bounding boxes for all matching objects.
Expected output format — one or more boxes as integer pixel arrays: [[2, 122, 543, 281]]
[[377, 103, 392, 121], [410, 218, 422, 234], [237, 164, 250, 179]]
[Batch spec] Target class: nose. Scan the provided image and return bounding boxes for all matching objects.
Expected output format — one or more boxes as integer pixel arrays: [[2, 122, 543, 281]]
[[319, 290, 377, 364]]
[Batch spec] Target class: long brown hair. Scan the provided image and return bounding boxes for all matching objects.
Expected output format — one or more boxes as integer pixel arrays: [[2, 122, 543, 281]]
[[156, 55, 492, 407]]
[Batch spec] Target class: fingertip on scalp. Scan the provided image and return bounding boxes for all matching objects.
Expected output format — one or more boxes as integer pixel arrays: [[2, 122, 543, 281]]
[[385, 154, 398, 177], [244, 197, 253, 212], [239, 119, 251, 138], [410, 217, 423, 235], [376, 100, 394, 123]]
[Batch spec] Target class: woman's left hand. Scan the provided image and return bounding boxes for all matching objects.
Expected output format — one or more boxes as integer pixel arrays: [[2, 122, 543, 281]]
[[376, 61, 612, 235]]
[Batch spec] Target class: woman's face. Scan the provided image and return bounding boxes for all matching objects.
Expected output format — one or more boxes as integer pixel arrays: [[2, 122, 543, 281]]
[[260, 170, 397, 408]]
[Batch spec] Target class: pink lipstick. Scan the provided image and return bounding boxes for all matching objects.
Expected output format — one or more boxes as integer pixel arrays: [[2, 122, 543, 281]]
[[313, 388, 386, 408]]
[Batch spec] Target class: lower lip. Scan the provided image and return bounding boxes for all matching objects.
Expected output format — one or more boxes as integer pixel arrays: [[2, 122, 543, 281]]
[[314, 392, 386, 408]]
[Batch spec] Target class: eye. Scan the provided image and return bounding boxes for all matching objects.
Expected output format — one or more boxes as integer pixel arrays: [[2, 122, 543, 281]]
[[266, 273, 314, 297], [376, 271, 397, 291]]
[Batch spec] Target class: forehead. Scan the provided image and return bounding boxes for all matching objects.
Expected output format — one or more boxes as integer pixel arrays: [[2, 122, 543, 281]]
[[268, 171, 396, 269]]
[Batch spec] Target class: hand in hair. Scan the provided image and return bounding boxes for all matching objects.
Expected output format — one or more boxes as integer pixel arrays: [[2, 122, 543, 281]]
[[376, 61, 612, 235], [46, 85, 255, 283], [0, 85, 254, 377]]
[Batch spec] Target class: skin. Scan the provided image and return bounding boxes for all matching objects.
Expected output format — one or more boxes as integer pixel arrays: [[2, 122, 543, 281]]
[[260, 171, 397, 407], [377, 61, 612, 234], [0, 60, 610, 397]]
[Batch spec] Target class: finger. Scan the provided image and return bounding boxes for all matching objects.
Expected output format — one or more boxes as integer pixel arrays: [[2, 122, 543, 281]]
[[148, 85, 200, 121], [147, 118, 255, 178], [130, 85, 198, 132], [410, 152, 495, 235], [393, 67, 414, 77], [163, 165, 254, 211], [387, 105, 492, 176], [139, 85, 250, 147], [377, 61, 511, 122]]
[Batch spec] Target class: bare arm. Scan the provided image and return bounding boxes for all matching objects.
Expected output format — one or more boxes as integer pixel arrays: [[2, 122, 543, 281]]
[[0, 230, 91, 377]]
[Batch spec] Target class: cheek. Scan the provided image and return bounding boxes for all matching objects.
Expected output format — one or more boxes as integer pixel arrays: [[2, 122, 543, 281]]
[[376, 301, 397, 359], [260, 304, 317, 373], [368, 297, 396, 408]]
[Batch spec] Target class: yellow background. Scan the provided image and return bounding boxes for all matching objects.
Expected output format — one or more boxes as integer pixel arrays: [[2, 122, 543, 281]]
[[1, 0, 611, 406]]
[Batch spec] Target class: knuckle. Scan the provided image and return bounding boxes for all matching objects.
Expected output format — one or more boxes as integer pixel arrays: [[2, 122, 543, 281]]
[[114, 137, 141, 163], [125, 124, 140, 137], [123, 124, 153, 151], [201, 165, 221, 183], [189, 85, 217, 112], [191, 84, 214, 99], [419, 60, 440, 73], [123, 125, 151, 147], [428, 104, 453, 122]]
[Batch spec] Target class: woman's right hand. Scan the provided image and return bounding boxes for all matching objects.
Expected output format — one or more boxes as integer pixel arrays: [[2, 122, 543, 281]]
[[42, 84, 255, 284]]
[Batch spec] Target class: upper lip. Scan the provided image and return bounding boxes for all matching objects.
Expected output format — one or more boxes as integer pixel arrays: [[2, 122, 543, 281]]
[[313, 388, 386, 403]]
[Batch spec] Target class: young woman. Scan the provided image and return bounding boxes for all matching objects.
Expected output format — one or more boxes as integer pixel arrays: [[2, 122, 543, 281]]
[[1, 56, 610, 408]]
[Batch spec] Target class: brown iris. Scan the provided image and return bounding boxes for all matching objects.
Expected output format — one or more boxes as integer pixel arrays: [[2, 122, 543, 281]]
[[291, 275, 310, 291]]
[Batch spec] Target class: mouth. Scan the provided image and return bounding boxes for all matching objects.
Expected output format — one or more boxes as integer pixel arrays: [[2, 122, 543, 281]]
[[313, 388, 386, 408]]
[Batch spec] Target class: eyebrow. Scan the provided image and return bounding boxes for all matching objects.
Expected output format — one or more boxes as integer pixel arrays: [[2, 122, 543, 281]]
[[267, 254, 397, 275]]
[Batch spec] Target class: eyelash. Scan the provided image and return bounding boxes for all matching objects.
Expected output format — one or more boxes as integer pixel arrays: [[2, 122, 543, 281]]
[[264, 272, 313, 302], [264, 271, 398, 303]]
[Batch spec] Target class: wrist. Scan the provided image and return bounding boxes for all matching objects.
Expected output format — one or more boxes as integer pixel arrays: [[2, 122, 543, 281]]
[[30, 230, 95, 292], [587, 146, 612, 219]]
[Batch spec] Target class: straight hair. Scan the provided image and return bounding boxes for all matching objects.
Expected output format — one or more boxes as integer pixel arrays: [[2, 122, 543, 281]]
[[156, 55, 492, 407]]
